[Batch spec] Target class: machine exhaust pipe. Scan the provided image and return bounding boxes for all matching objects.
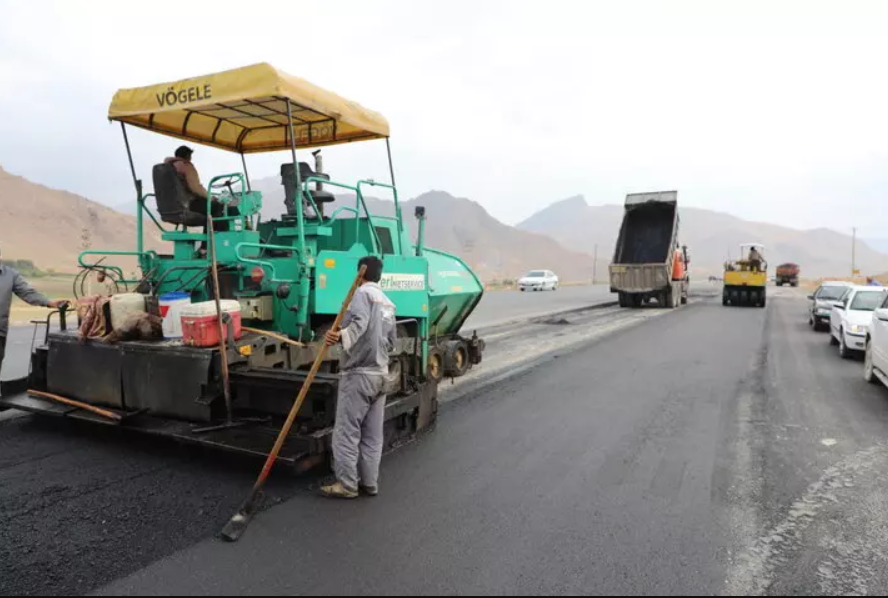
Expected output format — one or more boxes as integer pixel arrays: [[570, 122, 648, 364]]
[[415, 206, 426, 256]]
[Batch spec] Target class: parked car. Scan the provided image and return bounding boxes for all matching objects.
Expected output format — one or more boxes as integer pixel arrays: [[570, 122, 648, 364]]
[[829, 286, 887, 358], [518, 270, 559, 292], [808, 281, 853, 331], [864, 292, 888, 386]]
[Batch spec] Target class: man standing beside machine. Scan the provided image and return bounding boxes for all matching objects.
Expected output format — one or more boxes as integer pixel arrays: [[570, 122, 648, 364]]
[[321, 256, 398, 499], [0, 247, 68, 378]]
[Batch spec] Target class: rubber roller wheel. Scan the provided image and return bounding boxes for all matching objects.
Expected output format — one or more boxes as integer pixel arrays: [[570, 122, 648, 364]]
[[428, 347, 445, 383], [444, 341, 471, 378]]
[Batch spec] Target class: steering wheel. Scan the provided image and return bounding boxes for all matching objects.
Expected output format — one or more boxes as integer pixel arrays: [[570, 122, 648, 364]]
[[216, 179, 241, 207]]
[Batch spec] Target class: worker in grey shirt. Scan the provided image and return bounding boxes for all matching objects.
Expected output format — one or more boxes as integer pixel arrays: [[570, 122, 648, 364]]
[[321, 256, 397, 499], [0, 248, 68, 377]]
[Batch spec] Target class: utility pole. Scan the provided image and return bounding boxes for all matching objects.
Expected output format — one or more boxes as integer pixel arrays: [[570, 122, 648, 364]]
[[593, 244, 598, 285], [852, 227, 857, 277]]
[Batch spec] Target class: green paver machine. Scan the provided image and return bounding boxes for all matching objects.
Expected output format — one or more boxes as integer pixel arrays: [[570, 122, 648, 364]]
[[0, 63, 486, 468]]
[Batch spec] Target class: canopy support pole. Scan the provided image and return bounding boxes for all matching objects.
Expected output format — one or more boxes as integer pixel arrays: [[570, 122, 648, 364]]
[[385, 137, 404, 246], [286, 100, 308, 339], [286, 100, 304, 252], [240, 153, 252, 191], [385, 138, 397, 188], [120, 123, 144, 259]]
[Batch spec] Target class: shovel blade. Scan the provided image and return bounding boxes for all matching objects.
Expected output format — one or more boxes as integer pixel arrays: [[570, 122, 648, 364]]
[[219, 491, 263, 543]]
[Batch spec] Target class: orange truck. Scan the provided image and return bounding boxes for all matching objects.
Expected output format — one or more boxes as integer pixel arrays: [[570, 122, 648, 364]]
[[776, 263, 800, 287]]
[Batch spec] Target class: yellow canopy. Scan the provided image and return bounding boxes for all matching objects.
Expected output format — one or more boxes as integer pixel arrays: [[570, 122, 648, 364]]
[[108, 63, 390, 153]]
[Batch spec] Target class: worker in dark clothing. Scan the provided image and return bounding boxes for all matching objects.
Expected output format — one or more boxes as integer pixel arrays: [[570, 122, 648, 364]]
[[748, 246, 764, 273], [321, 256, 397, 499], [164, 146, 239, 232], [0, 247, 68, 376]]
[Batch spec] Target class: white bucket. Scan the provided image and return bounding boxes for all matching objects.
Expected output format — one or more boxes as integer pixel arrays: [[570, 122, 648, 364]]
[[159, 292, 191, 338]]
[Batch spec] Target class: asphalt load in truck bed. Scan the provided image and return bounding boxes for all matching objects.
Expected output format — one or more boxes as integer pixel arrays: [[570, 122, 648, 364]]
[[617, 203, 675, 264]]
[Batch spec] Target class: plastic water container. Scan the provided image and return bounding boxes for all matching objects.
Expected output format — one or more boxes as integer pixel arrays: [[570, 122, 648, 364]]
[[181, 300, 243, 347], [109, 293, 146, 330], [159, 292, 191, 338]]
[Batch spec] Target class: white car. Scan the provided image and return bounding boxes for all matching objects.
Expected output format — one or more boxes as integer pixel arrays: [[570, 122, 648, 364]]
[[518, 270, 559, 292], [829, 286, 887, 359], [864, 292, 888, 386]]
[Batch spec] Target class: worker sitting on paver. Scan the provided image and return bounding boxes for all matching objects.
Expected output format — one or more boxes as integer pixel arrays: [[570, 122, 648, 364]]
[[164, 145, 239, 232], [0, 246, 68, 375], [748, 246, 764, 272], [321, 256, 397, 499]]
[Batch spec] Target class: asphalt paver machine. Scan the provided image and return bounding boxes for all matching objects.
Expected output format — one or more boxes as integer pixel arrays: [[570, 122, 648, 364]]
[[0, 63, 486, 469]]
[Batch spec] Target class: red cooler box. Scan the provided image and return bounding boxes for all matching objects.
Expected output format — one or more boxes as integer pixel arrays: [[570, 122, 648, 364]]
[[181, 300, 243, 347]]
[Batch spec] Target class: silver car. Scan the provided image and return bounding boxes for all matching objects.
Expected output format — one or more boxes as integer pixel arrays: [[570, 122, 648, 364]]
[[808, 281, 853, 332]]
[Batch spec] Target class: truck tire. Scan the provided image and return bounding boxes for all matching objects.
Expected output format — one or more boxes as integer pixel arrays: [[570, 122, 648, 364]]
[[622, 293, 641, 308], [723, 291, 729, 306], [618, 293, 627, 308]]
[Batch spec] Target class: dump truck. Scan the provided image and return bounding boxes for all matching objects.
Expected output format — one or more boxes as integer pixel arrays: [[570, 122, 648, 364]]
[[0, 63, 486, 470], [610, 191, 690, 308], [776, 263, 800, 287]]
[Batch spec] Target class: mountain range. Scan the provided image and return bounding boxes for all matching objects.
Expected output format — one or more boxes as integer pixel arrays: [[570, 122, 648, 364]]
[[3, 164, 886, 281], [518, 195, 886, 279], [0, 165, 165, 273]]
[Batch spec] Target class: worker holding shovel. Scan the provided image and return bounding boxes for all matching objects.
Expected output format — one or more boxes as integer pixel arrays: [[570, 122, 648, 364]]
[[321, 256, 397, 499]]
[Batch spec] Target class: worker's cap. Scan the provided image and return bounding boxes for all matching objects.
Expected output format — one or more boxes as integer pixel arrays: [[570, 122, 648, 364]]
[[175, 145, 195, 159]]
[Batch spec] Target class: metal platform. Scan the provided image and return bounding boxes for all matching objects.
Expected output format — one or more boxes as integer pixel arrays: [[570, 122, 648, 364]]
[[0, 390, 327, 469]]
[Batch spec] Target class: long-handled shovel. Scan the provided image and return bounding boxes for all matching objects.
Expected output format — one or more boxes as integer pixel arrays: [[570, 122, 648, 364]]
[[220, 265, 367, 542]]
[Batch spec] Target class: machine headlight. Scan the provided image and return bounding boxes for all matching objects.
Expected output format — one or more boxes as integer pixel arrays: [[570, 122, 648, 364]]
[[849, 324, 867, 334]]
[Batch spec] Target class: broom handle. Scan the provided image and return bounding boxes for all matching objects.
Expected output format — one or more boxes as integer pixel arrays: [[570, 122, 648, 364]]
[[252, 265, 367, 490], [28, 390, 123, 422]]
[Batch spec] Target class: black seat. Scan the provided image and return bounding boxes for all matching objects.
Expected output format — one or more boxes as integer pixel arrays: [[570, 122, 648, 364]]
[[152, 163, 206, 227], [281, 162, 336, 216]]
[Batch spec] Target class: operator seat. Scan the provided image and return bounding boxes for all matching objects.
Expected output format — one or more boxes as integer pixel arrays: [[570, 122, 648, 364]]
[[281, 162, 336, 217], [152, 163, 206, 227]]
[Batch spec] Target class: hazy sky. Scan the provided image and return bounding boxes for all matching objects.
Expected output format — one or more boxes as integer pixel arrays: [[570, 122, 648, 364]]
[[1, 0, 887, 236]]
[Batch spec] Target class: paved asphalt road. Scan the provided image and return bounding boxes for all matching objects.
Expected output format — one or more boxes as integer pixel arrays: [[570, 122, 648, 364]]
[[462, 284, 615, 331], [4, 287, 888, 595]]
